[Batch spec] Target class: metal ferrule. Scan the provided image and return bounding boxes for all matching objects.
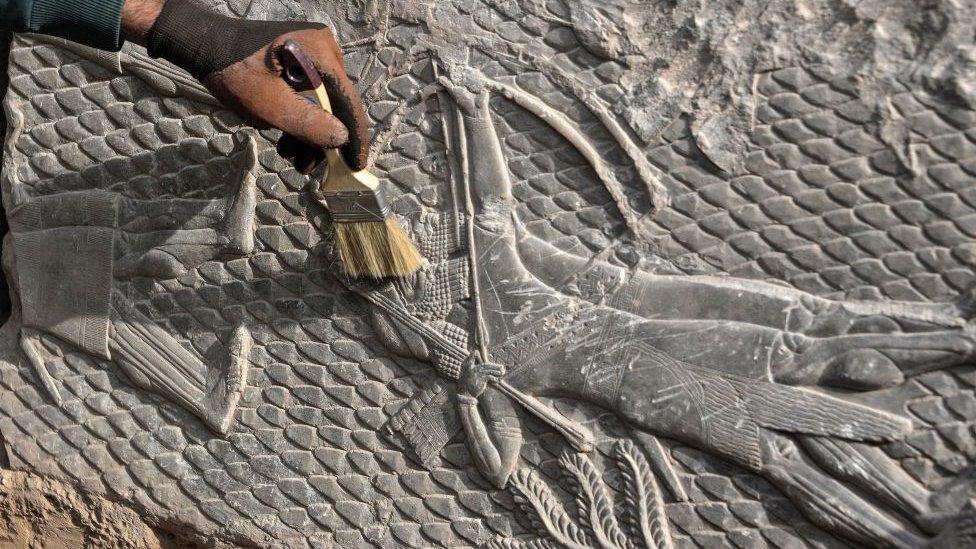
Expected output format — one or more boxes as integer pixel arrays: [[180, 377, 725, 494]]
[[323, 190, 392, 223]]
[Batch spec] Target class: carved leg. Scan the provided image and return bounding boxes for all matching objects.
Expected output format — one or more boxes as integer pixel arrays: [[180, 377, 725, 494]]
[[223, 133, 259, 255], [114, 229, 230, 279], [112, 175, 257, 280], [116, 197, 227, 232], [513, 224, 969, 338], [759, 432, 927, 549], [630, 319, 782, 380], [116, 131, 258, 232], [795, 298, 966, 336], [107, 293, 249, 434], [800, 437, 940, 533], [617, 276, 964, 335]]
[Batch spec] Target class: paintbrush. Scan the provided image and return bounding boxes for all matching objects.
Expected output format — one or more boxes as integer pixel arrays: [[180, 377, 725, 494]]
[[279, 39, 422, 278]]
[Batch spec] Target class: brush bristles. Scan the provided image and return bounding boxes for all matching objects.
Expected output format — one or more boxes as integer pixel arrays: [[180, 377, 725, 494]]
[[335, 217, 423, 278]]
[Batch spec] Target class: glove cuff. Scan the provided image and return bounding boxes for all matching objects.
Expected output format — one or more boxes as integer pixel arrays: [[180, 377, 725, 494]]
[[147, 0, 324, 78]]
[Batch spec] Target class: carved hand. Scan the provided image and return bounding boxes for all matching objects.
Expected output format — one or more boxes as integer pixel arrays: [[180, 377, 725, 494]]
[[460, 355, 506, 398], [122, 0, 369, 173]]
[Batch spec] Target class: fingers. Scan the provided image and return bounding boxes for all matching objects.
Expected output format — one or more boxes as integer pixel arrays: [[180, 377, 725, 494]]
[[203, 27, 370, 172], [271, 79, 353, 149], [463, 353, 480, 368], [473, 362, 505, 379], [482, 363, 506, 377], [205, 62, 351, 147], [283, 29, 371, 171]]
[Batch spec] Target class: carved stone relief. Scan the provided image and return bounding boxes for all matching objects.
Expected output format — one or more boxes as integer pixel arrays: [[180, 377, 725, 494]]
[[2, 1, 976, 548]]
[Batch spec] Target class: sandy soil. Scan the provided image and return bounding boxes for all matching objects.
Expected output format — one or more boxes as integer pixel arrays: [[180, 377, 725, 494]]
[[0, 469, 213, 549]]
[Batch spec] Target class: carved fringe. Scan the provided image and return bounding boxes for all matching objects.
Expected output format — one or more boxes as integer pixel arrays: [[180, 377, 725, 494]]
[[559, 451, 631, 549], [615, 440, 673, 549], [386, 384, 457, 465], [507, 468, 593, 549], [727, 375, 912, 441]]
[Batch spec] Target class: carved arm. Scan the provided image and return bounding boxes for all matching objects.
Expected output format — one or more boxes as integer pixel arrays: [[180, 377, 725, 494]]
[[457, 388, 523, 489]]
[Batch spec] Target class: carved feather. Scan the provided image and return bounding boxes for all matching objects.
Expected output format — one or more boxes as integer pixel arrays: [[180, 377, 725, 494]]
[[558, 451, 631, 549], [614, 440, 673, 549], [508, 468, 592, 549]]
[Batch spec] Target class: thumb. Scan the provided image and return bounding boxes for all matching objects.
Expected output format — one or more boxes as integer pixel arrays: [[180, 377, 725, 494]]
[[319, 71, 370, 171]]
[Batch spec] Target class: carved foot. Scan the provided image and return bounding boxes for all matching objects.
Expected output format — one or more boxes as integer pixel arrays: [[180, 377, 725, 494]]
[[775, 330, 975, 390], [821, 349, 905, 390], [791, 290, 976, 344], [116, 248, 189, 280], [202, 325, 251, 434], [760, 433, 927, 549]]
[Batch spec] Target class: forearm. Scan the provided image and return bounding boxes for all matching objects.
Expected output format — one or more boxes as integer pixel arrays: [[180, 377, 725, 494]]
[[458, 395, 505, 483], [121, 0, 163, 45], [457, 393, 521, 489], [0, 0, 161, 50]]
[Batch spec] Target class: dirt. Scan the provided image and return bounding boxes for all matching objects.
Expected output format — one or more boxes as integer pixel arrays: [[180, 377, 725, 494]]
[[0, 469, 211, 549]]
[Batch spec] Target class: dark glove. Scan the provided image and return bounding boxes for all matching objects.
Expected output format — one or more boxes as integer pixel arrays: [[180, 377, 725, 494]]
[[146, 0, 369, 172]]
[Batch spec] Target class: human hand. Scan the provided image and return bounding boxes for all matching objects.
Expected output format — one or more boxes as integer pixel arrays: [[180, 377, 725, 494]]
[[460, 355, 506, 398], [122, 0, 369, 173]]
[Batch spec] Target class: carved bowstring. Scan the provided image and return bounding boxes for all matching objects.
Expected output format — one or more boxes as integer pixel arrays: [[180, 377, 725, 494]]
[[459, 83, 594, 451], [472, 38, 670, 211], [454, 98, 492, 364], [433, 62, 464, 250]]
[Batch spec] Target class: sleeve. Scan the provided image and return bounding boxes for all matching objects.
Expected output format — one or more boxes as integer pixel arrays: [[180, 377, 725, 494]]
[[2, 0, 127, 51], [1, 0, 32, 30]]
